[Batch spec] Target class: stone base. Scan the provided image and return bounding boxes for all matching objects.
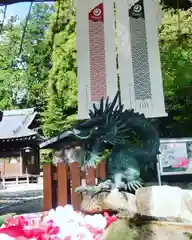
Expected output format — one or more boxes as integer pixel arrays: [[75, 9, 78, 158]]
[[136, 185, 192, 222], [80, 190, 137, 215], [81, 185, 192, 223], [102, 219, 192, 240]]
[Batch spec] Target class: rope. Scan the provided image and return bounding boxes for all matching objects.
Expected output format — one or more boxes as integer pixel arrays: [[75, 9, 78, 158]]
[[177, 0, 181, 34], [1, 0, 75, 67], [18, 1, 33, 56], [50, 0, 61, 52], [0, 4, 7, 34]]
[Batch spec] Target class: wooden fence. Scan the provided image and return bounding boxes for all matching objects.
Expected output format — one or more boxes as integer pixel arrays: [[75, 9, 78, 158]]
[[43, 162, 106, 211]]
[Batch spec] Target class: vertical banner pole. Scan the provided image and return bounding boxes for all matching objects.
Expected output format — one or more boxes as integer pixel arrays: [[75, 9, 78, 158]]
[[115, 0, 135, 110], [76, 0, 90, 119], [103, 0, 118, 103]]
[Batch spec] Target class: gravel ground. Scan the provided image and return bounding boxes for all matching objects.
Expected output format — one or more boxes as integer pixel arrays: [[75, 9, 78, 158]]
[[0, 184, 44, 215]]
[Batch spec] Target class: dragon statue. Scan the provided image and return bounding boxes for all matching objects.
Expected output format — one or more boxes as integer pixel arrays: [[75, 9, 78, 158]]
[[61, 93, 160, 193]]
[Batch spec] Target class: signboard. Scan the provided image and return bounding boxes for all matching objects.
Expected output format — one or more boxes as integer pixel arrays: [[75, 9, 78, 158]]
[[158, 139, 192, 175]]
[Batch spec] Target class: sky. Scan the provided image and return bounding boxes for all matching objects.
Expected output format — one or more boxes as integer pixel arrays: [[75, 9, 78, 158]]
[[0, 1, 53, 22], [4, 2, 31, 20]]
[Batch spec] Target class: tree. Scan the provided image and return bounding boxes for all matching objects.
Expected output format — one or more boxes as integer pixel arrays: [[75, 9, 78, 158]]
[[0, 3, 53, 113], [156, 8, 192, 137], [18, 3, 54, 112], [0, 15, 23, 109], [161, 0, 192, 10], [43, 0, 77, 137]]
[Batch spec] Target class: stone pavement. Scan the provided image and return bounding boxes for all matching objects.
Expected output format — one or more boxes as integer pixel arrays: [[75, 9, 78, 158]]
[[0, 184, 43, 215]]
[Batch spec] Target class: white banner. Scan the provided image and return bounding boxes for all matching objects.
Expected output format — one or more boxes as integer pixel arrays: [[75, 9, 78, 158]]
[[76, 0, 118, 119], [116, 0, 167, 118], [76, 0, 166, 119]]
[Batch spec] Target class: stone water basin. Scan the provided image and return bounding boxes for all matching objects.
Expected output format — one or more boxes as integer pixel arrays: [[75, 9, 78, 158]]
[[80, 185, 192, 239], [102, 220, 192, 240]]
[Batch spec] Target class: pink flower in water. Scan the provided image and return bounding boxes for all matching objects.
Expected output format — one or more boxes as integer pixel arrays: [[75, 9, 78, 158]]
[[172, 158, 189, 168], [0, 206, 118, 240]]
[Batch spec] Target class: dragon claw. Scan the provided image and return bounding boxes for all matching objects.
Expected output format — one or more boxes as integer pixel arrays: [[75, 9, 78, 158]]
[[128, 183, 132, 191], [115, 181, 128, 191], [136, 181, 143, 188], [97, 179, 113, 190], [75, 180, 113, 196], [127, 179, 143, 191], [75, 185, 98, 193]]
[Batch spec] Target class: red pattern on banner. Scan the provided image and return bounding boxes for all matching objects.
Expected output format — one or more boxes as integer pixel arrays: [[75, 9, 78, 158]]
[[89, 3, 107, 102]]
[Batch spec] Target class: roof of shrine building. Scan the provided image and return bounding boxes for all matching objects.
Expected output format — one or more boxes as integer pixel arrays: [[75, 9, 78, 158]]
[[0, 108, 43, 142]]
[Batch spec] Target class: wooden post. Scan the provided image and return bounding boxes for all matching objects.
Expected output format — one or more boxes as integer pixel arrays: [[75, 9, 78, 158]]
[[86, 167, 96, 185], [19, 150, 22, 175], [26, 176, 29, 184], [43, 161, 107, 211], [98, 161, 106, 180], [3, 159, 5, 175], [16, 176, 19, 185], [35, 146, 40, 175], [43, 164, 53, 211], [70, 162, 81, 210], [57, 163, 69, 206]]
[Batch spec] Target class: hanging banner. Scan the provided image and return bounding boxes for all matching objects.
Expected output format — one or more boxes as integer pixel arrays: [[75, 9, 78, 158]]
[[76, 0, 166, 119], [129, 0, 153, 115], [116, 0, 167, 118], [76, 0, 118, 119], [89, 2, 107, 102]]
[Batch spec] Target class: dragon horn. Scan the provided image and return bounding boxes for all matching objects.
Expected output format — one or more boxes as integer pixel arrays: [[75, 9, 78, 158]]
[[99, 97, 104, 114], [89, 109, 94, 117], [93, 103, 99, 114], [109, 92, 119, 112], [105, 96, 109, 111], [68, 127, 96, 140], [119, 103, 124, 112], [114, 105, 119, 113]]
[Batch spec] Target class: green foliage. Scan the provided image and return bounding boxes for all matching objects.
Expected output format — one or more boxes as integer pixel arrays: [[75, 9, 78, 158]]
[[157, 8, 192, 137], [42, 1, 78, 137], [0, 16, 22, 109], [0, 3, 53, 138], [161, 0, 192, 10], [0, 3, 53, 111], [40, 149, 52, 169], [21, 3, 54, 112]]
